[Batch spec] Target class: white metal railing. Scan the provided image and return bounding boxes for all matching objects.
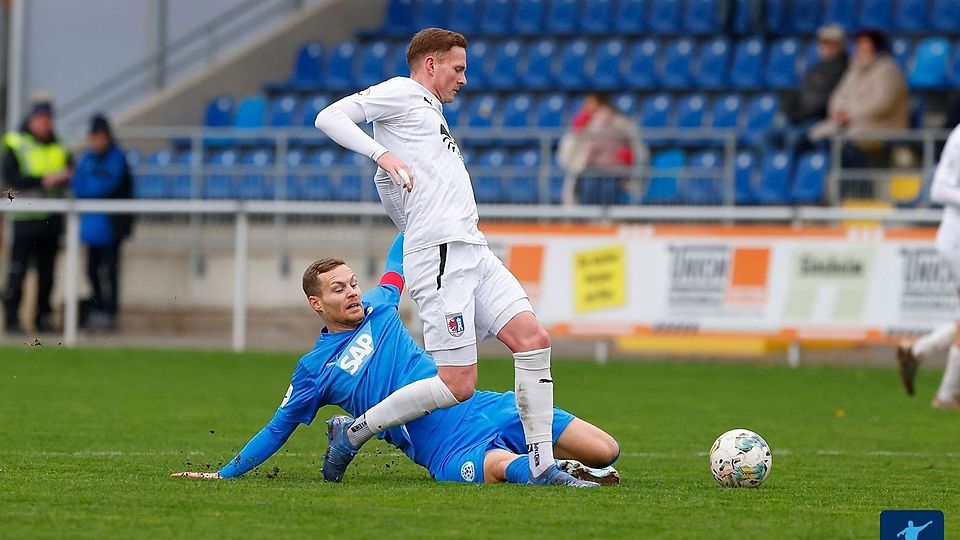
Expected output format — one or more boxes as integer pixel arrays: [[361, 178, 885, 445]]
[[0, 198, 943, 352]]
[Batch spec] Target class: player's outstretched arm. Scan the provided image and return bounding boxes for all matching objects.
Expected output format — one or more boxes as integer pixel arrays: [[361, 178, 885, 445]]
[[171, 415, 298, 480], [314, 100, 412, 192], [363, 233, 405, 307]]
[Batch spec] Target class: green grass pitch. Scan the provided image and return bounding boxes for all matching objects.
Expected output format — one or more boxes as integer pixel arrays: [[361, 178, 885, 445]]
[[2, 346, 958, 539]]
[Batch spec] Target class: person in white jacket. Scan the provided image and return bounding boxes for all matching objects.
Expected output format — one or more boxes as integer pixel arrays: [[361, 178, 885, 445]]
[[898, 124, 960, 409]]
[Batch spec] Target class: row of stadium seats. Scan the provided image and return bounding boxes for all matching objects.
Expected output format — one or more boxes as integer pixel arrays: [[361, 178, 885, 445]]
[[371, 0, 960, 38], [266, 36, 959, 94], [127, 146, 843, 206]]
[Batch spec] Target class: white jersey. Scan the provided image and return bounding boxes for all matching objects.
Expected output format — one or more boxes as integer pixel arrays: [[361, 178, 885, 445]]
[[325, 77, 485, 254], [932, 125, 960, 255]]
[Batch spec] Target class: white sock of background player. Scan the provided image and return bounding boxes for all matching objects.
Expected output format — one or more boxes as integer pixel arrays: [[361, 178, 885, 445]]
[[514, 347, 555, 477], [912, 322, 958, 360], [346, 376, 458, 448], [936, 345, 960, 402]]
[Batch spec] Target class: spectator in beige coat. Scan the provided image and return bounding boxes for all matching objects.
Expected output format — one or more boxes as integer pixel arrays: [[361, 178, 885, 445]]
[[809, 29, 909, 163]]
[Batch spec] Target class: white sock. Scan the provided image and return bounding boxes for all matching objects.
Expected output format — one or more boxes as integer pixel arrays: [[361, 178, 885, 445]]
[[936, 345, 960, 402], [514, 347, 554, 476], [912, 322, 957, 359], [347, 376, 458, 447]]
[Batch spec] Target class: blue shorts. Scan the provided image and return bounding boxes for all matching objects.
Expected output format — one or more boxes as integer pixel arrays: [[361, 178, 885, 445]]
[[428, 390, 575, 484]]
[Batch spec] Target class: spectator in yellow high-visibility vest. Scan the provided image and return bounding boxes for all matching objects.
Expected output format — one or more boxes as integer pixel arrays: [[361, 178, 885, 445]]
[[1, 100, 71, 334]]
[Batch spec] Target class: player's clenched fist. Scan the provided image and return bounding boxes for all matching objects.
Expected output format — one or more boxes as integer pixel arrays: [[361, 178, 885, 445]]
[[171, 471, 221, 479], [376, 152, 414, 192]]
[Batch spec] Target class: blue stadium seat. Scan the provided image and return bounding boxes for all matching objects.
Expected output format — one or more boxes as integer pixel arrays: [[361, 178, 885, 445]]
[[465, 39, 490, 90], [268, 95, 298, 127], [734, 150, 756, 204], [474, 149, 507, 203], [506, 150, 541, 204], [555, 39, 591, 90], [790, 151, 828, 204], [234, 95, 266, 129], [467, 94, 499, 128], [674, 94, 707, 130], [545, 0, 579, 34], [787, 0, 821, 33], [266, 42, 324, 92], [388, 43, 409, 79], [301, 149, 337, 201], [336, 152, 369, 201], [858, 0, 892, 30], [514, 0, 546, 35], [582, 0, 614, 34], [204, 96, 233, 127], [742, 94, 780, 145], [694, 38, 731, 89], [682, 150, 724, 205], [488, 40, 521, 90], [624, 39, 659, 88], [480, 0, 512, 35], [414, 0, 447, 30], [730, 38, 766, 89], [658, 38, 695, 89], [282, 149, 305, 199], [238, 149, 274, 200], [447, 0, 479, 34], [765, 38, 801, 89], [523, 39, 557, 90], [590, 39, 625, 90], [356, 41, 390, 89], [614, 0, 646, 34], [204, 149, 238, 199], [948, 42, 960, 86], [823, 0, 854, 29], [534, 94, 567, 128], [125, 149, 142, 168], [709, 94, 742, 131], [502, 94, 534, 128], [891, 38, 911, 71], [894, 0, 928, 32], [612, 93, 640, 117], [295, 94, 331, 147], [379, 0, 415, 36], [134, 150, 173, 199], [731, 0, 756, 34], [752, 151, 793, 204], [765, 0, 787, 32], [325, 41, 357, 91], [932, 0, 960, 32], [168, 151, 196, 199], [639, 94, 673, 131], [683, 0, 721, 34], [643, 149, 685, 204], [909, 38, 950, 88], [648, 0, 681, 33]]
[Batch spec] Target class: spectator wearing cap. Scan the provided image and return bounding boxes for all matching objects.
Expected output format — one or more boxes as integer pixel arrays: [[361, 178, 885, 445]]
[[71, 114, 134, 331], [765, 24, 849, 161], [1, 99, 71, 334], [809, 28, 909, 184]]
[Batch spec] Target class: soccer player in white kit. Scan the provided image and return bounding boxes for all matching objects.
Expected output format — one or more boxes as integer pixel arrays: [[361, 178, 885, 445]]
[[897, 123, 960, 409], [314, 28, 572, 485]]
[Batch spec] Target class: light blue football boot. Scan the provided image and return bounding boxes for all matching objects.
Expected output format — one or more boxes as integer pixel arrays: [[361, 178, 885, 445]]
[[530, 462, 600, 487], [322, 415, 360, 483]]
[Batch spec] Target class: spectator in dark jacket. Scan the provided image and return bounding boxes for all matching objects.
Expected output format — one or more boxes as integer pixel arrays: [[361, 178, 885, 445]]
[[764, 24, 848, 158], [71, 115, 133, 330]]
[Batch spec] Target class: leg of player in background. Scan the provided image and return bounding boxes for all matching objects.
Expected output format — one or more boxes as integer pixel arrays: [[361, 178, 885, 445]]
[[898, 321, 958, 396], [933, 338, 960, 409], [497, 312, 556, 479]]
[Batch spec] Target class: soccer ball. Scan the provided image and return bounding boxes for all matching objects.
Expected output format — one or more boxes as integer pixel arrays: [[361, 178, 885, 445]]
[[709, 428, 772, 488]]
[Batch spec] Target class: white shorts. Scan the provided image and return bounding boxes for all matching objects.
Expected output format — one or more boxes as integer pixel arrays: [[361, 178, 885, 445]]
[[406, 242, 533, 365]]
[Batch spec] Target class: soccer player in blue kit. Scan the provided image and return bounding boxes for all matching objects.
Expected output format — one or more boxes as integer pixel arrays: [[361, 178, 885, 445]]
[[172, 234, 620, 486]]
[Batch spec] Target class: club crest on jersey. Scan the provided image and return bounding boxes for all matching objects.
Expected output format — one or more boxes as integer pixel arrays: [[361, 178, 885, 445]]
[[460, 461, 475, 482], [446, 313, 465, 337]]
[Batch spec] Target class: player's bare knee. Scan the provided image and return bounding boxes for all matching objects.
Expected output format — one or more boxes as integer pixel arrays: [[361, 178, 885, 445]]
[[515, 326, 551, 352], [584, 435, 620, 468], [440, 375, 475, 402]]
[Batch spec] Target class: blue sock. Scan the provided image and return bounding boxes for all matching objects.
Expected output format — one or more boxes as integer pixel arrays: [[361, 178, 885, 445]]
[[505, 456, 530, 484]]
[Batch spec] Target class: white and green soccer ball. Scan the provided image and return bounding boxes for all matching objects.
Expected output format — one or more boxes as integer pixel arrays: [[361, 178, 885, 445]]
[[709, 428, 772, 488]]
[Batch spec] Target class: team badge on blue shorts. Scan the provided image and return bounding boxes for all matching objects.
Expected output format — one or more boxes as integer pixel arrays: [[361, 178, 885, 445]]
[[446, 313, 465, 337]]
